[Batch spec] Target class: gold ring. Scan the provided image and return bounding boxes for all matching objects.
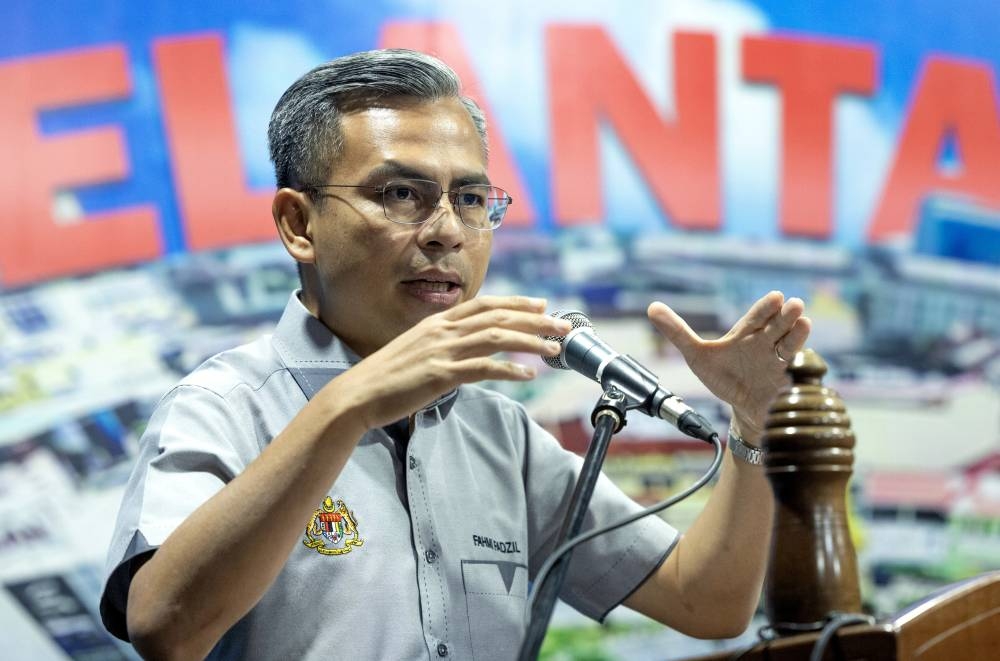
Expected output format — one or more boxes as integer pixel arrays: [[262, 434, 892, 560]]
[[774, 344, 787, 363]]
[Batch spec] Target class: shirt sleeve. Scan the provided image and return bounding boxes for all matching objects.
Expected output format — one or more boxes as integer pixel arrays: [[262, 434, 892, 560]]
[[520, 407, 680, 622], [99, 384, 253, 641]]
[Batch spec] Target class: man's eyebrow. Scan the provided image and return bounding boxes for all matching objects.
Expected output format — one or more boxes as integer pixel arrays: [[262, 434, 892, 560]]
[[361, 161, 491, 188], [453, 173, 492, 187], [362, 162, 428, 183]]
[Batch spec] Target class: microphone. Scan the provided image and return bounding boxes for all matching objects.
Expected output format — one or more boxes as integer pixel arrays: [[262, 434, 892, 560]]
[[543, 311, 717, 442]]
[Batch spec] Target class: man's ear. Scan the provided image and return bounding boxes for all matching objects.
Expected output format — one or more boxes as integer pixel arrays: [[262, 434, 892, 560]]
[[273, 188, 315, 264]]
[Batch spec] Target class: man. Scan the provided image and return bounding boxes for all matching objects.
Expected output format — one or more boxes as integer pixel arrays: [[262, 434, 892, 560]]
[[101, 48, 810, 660]]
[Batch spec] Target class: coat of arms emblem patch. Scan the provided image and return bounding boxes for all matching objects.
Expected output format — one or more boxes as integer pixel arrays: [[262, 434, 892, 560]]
[[303, 496, 364, 555]]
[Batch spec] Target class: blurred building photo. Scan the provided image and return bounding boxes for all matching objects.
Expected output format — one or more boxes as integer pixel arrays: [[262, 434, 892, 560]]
[[1, 1, 998, 659]]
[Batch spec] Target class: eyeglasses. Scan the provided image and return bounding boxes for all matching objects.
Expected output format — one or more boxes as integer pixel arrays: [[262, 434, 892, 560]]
[[305, 178, 512, 231]]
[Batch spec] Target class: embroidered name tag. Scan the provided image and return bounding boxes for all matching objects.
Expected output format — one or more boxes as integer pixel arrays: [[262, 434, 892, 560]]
[[472, 534, 521, 554], [304, 496, 364, 556]]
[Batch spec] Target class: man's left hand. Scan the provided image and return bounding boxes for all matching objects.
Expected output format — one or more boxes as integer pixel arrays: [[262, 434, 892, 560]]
[[647, 291, 811, 442]]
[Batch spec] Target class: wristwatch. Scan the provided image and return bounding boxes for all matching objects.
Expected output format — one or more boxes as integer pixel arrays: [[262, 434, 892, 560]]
[[728, 424, 764, 466]]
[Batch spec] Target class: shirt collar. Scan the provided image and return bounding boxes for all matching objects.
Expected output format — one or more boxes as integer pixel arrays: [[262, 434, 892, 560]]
[[273, 291, 361, 374], [272, 291, 458, 415]]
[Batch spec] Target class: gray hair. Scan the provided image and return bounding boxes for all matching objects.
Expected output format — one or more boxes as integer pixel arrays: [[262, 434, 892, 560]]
[[267, 48, 488, 191]]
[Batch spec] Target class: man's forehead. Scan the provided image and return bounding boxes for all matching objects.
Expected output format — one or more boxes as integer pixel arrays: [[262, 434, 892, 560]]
[[334, 98, 487, 176], [336, 92, 435, 115], [338, 97, 478, 136]]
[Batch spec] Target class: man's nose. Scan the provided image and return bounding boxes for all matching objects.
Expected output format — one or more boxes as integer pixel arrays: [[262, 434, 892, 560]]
[[417, 194, 465, 248], [431, 190, 463, 216]]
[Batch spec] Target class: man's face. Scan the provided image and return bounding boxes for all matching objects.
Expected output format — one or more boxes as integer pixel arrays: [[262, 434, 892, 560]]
[[303, 97, 493, 357]]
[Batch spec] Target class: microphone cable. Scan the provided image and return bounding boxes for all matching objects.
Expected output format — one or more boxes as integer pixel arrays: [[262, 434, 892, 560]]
[[524, 432, 724, 624], [727, 611, 876, 660], [808, 612, 877, 661]]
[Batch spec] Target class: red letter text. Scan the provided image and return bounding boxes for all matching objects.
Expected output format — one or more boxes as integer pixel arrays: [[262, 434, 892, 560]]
[[743, 35, 877, 238], [869, 57, 1000, 241], [0, 46, 159, 286], [547, 26, 719, 229]]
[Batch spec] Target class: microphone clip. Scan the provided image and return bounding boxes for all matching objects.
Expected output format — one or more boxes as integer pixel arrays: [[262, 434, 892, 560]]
[[590, 386, 631, 433]]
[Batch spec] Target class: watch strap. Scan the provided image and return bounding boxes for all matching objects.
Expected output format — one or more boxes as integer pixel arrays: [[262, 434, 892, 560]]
[[728, 424, 764, 466]]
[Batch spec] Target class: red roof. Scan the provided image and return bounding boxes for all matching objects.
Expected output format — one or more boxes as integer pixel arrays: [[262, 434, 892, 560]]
[[964, 452, 1000, 478], [863, 471, 958, 509]]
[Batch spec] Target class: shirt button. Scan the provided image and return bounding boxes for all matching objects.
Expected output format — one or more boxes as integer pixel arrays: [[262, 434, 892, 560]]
[[425, 549, 438, 564], [408, 456, 416, 469], [436, 643, 449, 657]]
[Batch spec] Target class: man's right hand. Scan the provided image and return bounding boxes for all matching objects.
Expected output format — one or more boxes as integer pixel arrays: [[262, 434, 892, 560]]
[[329, 295, 571, 432]]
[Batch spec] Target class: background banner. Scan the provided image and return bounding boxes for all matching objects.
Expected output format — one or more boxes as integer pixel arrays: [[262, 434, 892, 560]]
[[2, 1, 998, 658]]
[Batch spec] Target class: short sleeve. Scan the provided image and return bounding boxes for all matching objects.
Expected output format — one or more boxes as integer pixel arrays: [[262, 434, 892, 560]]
[[521, 410, 679, 621], [99, 385, 254, 640]]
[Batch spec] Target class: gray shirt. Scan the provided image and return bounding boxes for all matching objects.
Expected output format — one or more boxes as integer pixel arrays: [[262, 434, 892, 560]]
[[101, 293, 678, 660]]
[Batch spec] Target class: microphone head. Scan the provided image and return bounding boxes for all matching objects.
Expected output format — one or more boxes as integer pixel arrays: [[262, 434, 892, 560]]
[[541, 310, 593, 369]]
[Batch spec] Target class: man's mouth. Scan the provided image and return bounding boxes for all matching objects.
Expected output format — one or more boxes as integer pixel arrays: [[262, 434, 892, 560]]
[[401, 275, 463, 306], [408, 279, 459, 292]]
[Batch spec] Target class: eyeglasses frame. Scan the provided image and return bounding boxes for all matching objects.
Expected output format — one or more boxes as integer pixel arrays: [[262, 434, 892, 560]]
[[302, 178, 513, 231]]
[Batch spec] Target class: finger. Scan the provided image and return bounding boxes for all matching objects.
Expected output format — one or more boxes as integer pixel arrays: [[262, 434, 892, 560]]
[[450, 356, 539, 382], [452, 327, 562, 360], [441, 295, 547, 320], [647, 301, 701, 357], [734, 291, 785, 333], [762, 297, 805, 342], [775, 316, 812, 360], [451, 308, 571, 338]]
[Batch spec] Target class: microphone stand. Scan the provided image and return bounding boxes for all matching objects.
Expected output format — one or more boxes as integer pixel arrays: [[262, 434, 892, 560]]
[[517, 386, 631, 661]]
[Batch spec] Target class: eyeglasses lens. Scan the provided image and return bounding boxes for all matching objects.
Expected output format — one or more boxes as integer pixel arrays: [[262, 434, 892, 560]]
[[380, 179, 508, 229]]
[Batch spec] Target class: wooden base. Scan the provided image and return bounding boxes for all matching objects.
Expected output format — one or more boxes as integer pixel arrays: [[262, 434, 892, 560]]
[[684, 570, 1000, 660]]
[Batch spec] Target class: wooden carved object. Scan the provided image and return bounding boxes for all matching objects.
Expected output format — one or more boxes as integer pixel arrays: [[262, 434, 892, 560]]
[[763, 348, 862, 633]]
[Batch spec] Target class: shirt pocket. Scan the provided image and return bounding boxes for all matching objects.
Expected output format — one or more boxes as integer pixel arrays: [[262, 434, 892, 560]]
[[461, 560, 528, 660]]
